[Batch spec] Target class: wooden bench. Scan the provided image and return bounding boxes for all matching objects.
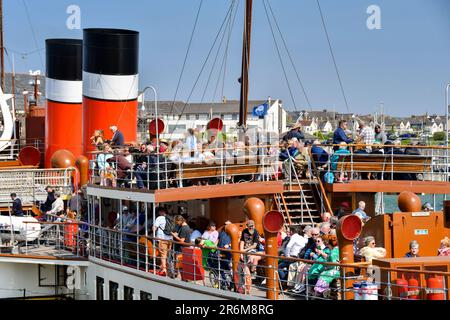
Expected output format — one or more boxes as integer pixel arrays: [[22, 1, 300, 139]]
[[335, 154, 432, 174], [0, 159, 38, 170], [174, 157, 272, 180], [0, 205, 36, 214]]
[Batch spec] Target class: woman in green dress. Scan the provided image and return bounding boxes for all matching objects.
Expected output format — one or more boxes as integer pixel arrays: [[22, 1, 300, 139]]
[[312, 235, 340, 296]]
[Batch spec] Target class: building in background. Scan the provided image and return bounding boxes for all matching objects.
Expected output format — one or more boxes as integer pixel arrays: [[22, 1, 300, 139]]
[[140, 99, 287, 140]]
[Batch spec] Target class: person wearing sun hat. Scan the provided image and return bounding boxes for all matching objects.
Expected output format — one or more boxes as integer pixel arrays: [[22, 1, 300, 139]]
[[283, 122, 305, 142]]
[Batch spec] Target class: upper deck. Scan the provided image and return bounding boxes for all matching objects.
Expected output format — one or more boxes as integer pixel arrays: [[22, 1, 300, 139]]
[[87, 143, 450, 199]]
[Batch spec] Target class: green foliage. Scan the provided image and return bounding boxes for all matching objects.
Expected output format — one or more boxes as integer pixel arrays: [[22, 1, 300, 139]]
[[313, 131, 325, 139], [401, 139, 411, 145], [433, 131, 445, 141]]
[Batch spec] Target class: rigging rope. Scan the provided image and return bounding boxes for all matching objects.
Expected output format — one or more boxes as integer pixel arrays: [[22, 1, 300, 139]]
[[220, 0, 240, 102], [316, 0, 351, 114], [169, 0, 204, 115], [200, 0, 237, 103], [168, 1, 236, 140], [211, 0, 240, 107], [22, 0, 44, 69], [266, 0, 312, 111], [262, 0, 298, 113]]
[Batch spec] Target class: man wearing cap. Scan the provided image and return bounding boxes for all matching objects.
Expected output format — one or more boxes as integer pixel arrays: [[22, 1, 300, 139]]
[[116, 206, 133, 229], [283, 123, 305, 142], [239, 220, 261, 286], [110, 125, 125, 146]]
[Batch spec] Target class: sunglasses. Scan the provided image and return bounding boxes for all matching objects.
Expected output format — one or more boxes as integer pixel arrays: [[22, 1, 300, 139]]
[[311, 233, 319, 236], [315, 240, 322, 243], [370, 242, 375, 245], [247, 225, 254, 228]]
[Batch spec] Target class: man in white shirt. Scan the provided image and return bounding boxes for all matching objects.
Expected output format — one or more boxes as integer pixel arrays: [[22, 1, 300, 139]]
[[152, 207, 173, 276], [285, 226, 308, 258], [46, 192, 64, 219], [185, 128, 198, 158], [278, 225, 307, 281]]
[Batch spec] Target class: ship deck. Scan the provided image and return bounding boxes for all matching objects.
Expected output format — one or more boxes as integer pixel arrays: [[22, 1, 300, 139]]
[[0, 244, 88, 265], [87, 180, 284, 203], [324, 180, 450, 194]]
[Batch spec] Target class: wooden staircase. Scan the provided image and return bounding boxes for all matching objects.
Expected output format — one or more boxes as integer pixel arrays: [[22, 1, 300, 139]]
[[275, 179, 323, 228]]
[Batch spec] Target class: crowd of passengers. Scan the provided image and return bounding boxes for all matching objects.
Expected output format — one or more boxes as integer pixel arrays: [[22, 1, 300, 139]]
[[91, 126, 278, 189], [89, 121, 431, 190], [87, 199, 450, 298], [12, 186, 450, 298], [281, 119, 430, 183]]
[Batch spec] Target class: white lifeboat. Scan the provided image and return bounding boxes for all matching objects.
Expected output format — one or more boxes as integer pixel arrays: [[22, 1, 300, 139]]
[[0, 216, 41, 242]]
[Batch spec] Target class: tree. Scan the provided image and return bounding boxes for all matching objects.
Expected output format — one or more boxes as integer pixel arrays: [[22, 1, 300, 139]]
[[433, 132, 445, 141]]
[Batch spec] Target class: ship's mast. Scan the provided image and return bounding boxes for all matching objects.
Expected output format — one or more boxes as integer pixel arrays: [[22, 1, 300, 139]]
[[0, 0, 4, 92], [238, 0, 252, 130]]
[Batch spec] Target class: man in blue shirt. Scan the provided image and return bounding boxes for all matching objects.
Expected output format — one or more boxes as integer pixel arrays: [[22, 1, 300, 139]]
[[352, 201, 370, 223], [110, 125, 125, 146], [333, 120, 353, 150], [311, 140, 329, 168]]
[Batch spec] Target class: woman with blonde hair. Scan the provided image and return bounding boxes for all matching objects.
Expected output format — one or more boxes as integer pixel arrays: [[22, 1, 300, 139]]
[[358, 236, 386, 263], [90, 129, 104, 146], [438, 237, 450, 256]]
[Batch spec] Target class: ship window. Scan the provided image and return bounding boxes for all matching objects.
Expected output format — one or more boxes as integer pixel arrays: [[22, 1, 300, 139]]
[[232, 114, 237, 120], [140, 291, 152, 300], [109, 281, 119, 300], [96, 277, 104, 300], [124, 286, 134, 300]]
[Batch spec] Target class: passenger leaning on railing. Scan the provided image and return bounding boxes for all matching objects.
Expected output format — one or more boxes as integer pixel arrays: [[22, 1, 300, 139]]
[[46, 192, 64, 220], [194, 237, 217, 268], [170, 215, 192, 278]]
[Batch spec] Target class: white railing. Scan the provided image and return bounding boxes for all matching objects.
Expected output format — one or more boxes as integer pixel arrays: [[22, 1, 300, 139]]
[[0, 168, 75, 205]]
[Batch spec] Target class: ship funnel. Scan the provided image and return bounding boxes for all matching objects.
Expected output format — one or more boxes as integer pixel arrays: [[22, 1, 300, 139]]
[[45, 39, 83, 168], [82, 28, 139, 154]]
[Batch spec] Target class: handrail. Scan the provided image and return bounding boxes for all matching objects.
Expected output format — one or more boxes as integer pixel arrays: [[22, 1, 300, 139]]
[[279, 193, 292, 225], [79, 220, 450, 278], [308, 148, 333, 215]]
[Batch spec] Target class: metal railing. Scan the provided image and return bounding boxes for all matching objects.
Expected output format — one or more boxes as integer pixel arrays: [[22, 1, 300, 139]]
[[15, 214, 448, 300], [0, 168, 75, 205], [320, 144, 450, 183], [88, 145, 280, 190], [0, 138, 45, 160]]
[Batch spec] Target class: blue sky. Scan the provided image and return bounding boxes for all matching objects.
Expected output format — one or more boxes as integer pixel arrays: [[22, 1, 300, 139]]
[[4, 0, 450, 116]]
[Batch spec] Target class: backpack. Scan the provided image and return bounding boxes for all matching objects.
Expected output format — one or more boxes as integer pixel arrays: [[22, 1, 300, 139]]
[[324, 171, 334, 184], [162, 216, 174, 236]]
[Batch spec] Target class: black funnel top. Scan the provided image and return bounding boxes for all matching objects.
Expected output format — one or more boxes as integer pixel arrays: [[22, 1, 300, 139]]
[[46, 39, 82, 81], [83, 28, 139, 76]]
